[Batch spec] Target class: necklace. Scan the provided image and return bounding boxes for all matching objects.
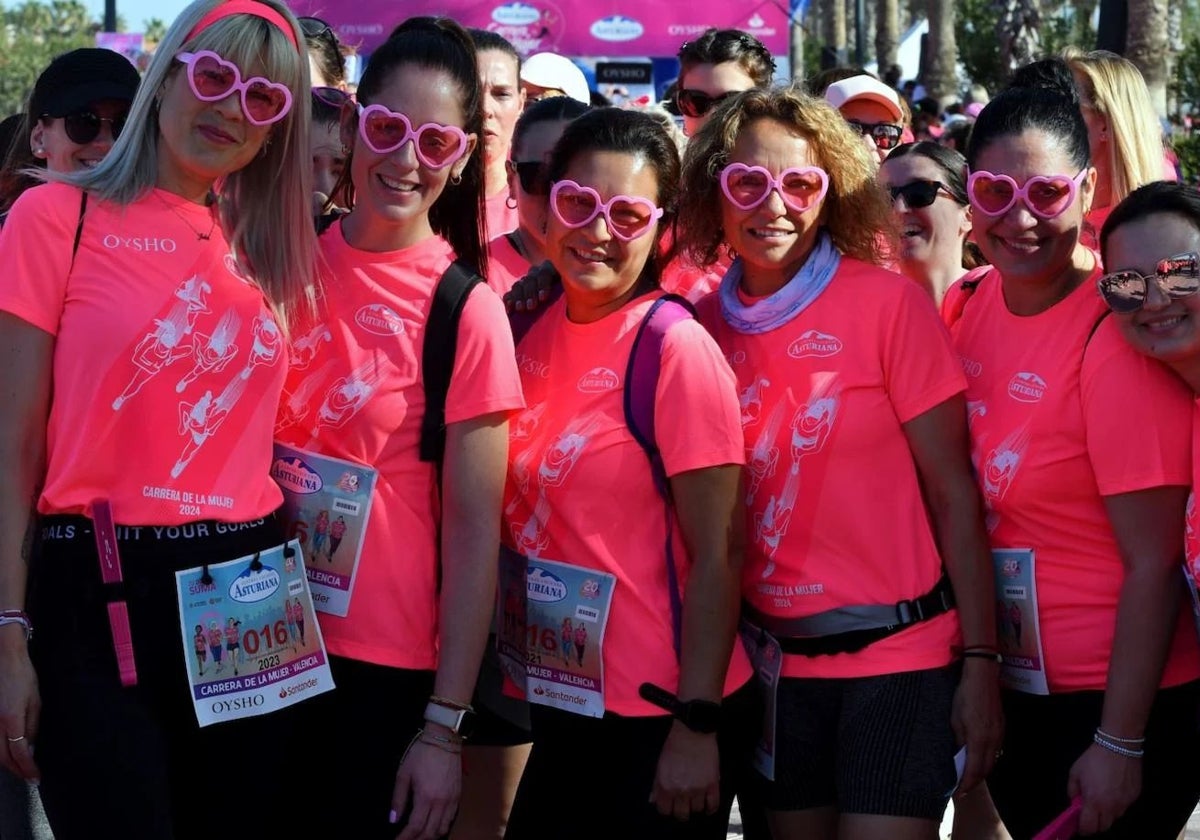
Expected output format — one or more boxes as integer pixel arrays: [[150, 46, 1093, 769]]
[[156, 190, 218, 241]]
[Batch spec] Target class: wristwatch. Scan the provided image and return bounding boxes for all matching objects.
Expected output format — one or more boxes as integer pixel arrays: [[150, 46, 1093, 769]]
[[423, 701, 476, 739], [638, 682, 722, 734]]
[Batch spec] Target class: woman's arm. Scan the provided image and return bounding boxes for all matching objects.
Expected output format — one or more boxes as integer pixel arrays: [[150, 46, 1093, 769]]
[[651, 462, 743, 821], [0, 313, 53, 781], [394, 411, 510, 840], [1069, 486, 1188, 835], [903, 393, 1003, 793]]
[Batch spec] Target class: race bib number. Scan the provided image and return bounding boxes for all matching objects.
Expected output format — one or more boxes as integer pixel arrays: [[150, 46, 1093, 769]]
[[175, 540, 335, 727], [271, 442, 378, 617], [739, 620, 782, 781], [496, 546, 616, 718]]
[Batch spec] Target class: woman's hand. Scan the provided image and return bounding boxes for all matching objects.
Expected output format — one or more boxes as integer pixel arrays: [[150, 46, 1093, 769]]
[[503, 261, 559, 313], [651, 722, 720, 821], [0, 635, 40, 781], [392, 733, 462, 840], [1068, 742, 1141, 835], [951, 659, 1004, 792]]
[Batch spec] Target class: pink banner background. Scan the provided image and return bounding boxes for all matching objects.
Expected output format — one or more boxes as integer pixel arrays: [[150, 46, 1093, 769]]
[[288, 0, 788, 58]]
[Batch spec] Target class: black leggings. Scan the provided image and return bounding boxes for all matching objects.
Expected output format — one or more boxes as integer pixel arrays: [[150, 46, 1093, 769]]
[[988, 682, 1200, 840], [28, 513, 314, 840], [505, 680, 759, 840]]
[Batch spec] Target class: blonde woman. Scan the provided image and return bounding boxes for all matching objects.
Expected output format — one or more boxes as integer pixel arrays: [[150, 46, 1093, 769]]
[[1063, 47, 1172, 248], [0, 1, 316, 836]]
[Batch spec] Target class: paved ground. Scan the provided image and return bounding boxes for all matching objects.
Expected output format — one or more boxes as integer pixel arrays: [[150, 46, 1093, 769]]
[[724, 799, 1200, 839]]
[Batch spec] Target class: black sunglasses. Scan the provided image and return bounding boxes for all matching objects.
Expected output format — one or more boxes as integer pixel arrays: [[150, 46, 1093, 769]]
[[46, 109, 127, 145], [1098, 252, 1200, 313], [507, 160, 548, 195], [312, 87, 352, 109], [847, 120, 903, 151], [298, 16, 337, 43], [675, 88, 739, 119], [888, 179, 953, 209]]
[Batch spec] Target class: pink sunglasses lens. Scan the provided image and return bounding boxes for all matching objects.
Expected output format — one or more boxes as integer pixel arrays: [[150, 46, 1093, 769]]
[[606, 199, 657, 238], [779, 171, 825, 210], [415, 126, 462, 168], [553, 186, 598, 225], [190, 54, 237, 98], [362, 112, 407, 152], [724, 169, 770, 208], [1025, 179, 1075, 217], [244, 81, 288, 123], [971, 176, 1015, 214]]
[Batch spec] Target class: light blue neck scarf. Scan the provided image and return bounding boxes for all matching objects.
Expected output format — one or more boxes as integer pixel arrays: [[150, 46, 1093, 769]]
[[719, 231, 841, 334]]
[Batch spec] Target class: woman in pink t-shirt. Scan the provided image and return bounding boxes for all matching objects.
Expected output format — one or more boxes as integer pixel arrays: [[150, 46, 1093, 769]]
[[273, 19, 524, 839], [0, 3, 318, 837], [487, 95, 590, 297], [676, 86, 1001, 839], [501, 107, 754, 839], [956, 87, 1200, 838]]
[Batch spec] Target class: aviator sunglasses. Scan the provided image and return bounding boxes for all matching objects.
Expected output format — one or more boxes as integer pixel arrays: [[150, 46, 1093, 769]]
[[47, 109, 128, 145], [549, 180, 663, 241], [1098, 252, 1200, 313], [175, 50, 293, 126], [355, 104, 469, 169], [888, 179, 957, 209], [967, 169, 1087, 220], [720, 163, 830, 213], [846, 120, 903, 151], [675, 88, 741, 119]]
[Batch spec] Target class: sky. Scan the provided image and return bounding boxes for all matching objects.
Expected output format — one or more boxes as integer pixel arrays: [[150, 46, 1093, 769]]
[[84, 0, 192, 31]]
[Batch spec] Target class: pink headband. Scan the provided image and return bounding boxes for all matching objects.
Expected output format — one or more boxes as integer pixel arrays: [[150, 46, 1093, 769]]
[[188, 1, 299, 50]]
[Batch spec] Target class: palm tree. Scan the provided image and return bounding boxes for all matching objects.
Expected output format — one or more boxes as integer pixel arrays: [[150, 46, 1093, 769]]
[[925, 0, 959, 102], [997, 0, 1041, 73], [820, 0, 847, 66], [876, 0, 900, 75], [1125, 0, 1169, 116]]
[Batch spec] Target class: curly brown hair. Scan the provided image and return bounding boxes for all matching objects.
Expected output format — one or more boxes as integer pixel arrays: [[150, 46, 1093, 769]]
[[677, 85, 896, 268]]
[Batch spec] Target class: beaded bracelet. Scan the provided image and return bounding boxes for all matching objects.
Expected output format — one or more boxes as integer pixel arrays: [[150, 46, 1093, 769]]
[[428, 695, 473, 712], [1093, 732, 1145, 758]]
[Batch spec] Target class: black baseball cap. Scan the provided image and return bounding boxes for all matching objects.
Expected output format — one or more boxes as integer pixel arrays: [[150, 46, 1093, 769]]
[[30, 48, 140, 119]]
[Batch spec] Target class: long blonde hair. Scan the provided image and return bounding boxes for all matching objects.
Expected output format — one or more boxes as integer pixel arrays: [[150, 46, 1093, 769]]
[[677, 84, 895, 268], [1064, 47, 1164, 206], [50, 0, 315, 325]]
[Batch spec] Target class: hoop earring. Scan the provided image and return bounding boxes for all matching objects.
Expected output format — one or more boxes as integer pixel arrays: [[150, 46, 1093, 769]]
[[505, 195, 518, 209], [450, 173, 463, 186]]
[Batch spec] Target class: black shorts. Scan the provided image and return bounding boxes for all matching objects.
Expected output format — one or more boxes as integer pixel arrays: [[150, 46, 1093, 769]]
[[989, 681, 1200, 839], [758, 664, 959, 819]]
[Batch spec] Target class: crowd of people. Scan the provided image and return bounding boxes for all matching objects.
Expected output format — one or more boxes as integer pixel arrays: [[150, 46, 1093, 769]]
[[0, 2, 1198, 840]]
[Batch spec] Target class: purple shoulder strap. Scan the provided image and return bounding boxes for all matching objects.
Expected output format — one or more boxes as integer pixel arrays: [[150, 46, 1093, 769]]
[[623, 293, 696, 659]]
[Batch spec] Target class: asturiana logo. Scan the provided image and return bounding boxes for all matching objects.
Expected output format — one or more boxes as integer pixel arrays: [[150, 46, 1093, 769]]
[[590, 15, 644, 41], [354, 303, 405, 336], [1007, 372, 1047, 403], [229, 566, 281, 603], [787, 330, 843, 359], [526, 566, 568, 603], [492, 1, 541, 25], [270, 456, 322, 494], [577, 366, 620, 393]]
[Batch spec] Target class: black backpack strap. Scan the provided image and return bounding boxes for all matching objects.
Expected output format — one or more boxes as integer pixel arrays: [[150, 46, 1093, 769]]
[[314, 210, 345, 236], [419, 261, 485, 471], [69, 190, 88, 271]]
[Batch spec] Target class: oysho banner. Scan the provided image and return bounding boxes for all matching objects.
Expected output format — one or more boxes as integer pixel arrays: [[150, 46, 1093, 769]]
[[288, 0, 788, 57]]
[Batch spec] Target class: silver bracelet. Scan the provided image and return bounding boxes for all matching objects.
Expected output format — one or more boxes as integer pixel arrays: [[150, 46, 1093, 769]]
[[1093, 731, 1145, 758], [0, 612, 32, 642], [1095, 727, 1145, 745]]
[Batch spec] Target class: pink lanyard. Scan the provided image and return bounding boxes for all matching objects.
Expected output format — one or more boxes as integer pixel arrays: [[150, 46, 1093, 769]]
[[92, 500, 138, 687]]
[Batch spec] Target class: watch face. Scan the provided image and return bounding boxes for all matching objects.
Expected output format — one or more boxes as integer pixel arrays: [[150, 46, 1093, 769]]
[[456, 708, 478, 741]]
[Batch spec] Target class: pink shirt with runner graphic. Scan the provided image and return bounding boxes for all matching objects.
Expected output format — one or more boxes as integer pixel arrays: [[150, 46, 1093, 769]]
[[276, 226, 523, 670], [952, 268, 1200, 691], [0, 183, 286, 524], [698, 258, 967, 680], [503, 292, 752, 716]]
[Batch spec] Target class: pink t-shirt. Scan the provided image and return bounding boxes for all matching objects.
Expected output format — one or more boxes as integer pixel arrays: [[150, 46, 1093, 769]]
[[503, 292, 752, 715], [485, 191, 518, 239], [0, 183, 286, 524], [698, 258, 967, 679], [952, 268, 1200, 691], [660, 255, 724, 303], [486, 231, 529, 297], [276, 226, 524, 669], [1186, 400, 1200, 583]]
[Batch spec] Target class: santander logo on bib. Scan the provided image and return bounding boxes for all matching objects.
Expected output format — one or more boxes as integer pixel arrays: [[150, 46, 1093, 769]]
[[577, 367, 620, 393], [787, 330, 843, 359], [1007, 372, 1047, 403], [354, 303, 405, 336]]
